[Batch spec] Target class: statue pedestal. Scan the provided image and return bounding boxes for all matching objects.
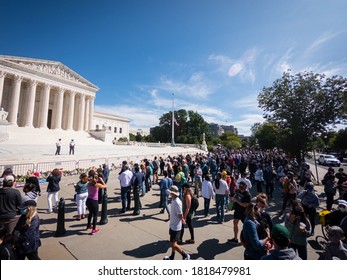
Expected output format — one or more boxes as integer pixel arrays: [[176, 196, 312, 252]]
[[0, 109, 9, 142], [0, 121, 9, 142]]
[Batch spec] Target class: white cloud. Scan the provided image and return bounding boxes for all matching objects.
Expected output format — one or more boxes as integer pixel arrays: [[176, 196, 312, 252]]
[[232, 113, 266, 136], [94, 104, 161, 128], [233, 94, 261, 110], [303, 31, 342, 57]]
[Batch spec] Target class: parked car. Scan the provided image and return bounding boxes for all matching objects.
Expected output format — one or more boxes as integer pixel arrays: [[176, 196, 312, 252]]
[[318, 154, 341, 167], [327, 152, 344, 163]]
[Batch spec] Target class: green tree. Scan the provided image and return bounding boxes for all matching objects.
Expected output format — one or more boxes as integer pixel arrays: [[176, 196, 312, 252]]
[[332, 128, 347, 151], [258, 71, 347, 160], [150, 109, 209, 144], [218, 132, 242, 149], [252, 122, 279, 149]]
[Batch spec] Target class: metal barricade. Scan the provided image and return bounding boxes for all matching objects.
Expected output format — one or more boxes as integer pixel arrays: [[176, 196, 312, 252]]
[[36, 161, 78, 176], [0, 163, 35, 181], [77, 158, 107, 171]]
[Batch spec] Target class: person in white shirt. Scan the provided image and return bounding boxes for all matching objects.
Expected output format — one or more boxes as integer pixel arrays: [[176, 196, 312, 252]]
[[163, 186, 190, 260], [118, 165, 134, 213], [55, 139, 61, 155], [69, 139, 75, 155], [236, 172, 252, 192], [201, 175, 215, 217], [213, 172, 229, 223]]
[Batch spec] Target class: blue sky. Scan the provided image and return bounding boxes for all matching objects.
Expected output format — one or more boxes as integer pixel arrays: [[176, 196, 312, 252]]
[[1, 0, 346, 136]]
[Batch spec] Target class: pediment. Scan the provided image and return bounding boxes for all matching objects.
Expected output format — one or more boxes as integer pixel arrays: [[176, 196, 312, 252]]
[[0, 55, 98, 90]]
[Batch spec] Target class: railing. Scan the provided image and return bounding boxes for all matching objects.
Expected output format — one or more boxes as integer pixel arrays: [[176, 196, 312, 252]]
[[0, 151, 199, 182]]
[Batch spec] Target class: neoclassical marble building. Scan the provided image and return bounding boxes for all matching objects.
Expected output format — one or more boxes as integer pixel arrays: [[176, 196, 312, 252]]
[[0, 55, 129, 142]]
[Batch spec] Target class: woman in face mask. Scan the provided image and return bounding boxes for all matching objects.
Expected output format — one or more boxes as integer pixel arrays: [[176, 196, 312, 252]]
[[13, 200, 41, 260]]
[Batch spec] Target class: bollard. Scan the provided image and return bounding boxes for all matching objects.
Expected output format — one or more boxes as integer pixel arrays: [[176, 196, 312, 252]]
[[99, 192, 108, 225], [55, 197, 66, 236]]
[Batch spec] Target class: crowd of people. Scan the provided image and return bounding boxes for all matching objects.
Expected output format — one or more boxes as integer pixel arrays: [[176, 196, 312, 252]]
[[1, 147, 347, 260]]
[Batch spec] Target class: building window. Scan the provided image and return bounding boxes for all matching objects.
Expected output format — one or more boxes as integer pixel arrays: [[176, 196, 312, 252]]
[[109, 126, 111, 131], [96, 125, 99, 130], [114, 127, 117, 133], [120, 128, 122, 134]]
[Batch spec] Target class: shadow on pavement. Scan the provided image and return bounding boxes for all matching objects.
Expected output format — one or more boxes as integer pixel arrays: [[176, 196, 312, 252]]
[[123, 240, 169, 258]]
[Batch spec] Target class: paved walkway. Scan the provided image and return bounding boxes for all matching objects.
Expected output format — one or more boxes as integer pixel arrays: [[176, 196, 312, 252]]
[[1, 140, 335, 260], [36, 163, 331, 260]]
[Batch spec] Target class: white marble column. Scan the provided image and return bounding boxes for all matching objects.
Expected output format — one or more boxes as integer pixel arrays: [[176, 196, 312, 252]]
[[77, 94, 86, 131], [84, 97, 90, 131], [24, 79, 38, 127], [66, 91, 75, 130], [0, 71, 6, 108], [39, 83, 51, 128], [8, 75, 23, 125], [89, 97, 94, 130], [53, 87, 64, 129]]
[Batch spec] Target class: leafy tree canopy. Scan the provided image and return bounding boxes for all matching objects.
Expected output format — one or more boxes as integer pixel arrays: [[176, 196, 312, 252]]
[[258, 71, 347, 160]]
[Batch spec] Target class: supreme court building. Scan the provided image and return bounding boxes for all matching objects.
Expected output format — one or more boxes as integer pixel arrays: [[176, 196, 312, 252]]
[[0, 55, 129, 142]]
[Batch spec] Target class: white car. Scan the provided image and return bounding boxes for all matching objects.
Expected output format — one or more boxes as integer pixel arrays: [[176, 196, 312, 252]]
[[318, 154, 341, 167]]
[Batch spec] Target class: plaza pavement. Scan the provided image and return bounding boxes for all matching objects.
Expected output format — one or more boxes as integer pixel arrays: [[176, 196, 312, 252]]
[[0, 139, 335, 260]]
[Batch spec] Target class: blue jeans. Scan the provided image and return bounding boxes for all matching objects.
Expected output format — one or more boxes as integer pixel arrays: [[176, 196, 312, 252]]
[[203, 197, 211, 216], [215, 194, 225, 222], [161, 191, 170, 215], [121, 186, 131, 211]]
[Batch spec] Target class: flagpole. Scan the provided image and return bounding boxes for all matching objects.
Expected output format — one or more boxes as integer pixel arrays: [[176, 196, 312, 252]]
[[171, 93, 175, 147]]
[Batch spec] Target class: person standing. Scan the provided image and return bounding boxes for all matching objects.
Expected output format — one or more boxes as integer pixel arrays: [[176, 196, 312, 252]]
[[0, 176, 22, 234], [118, 165, 134, 213], [297, 182, 319, 235], [69, 139, 75, 155], [201, 175, 214, 217], [159, 170, 173, 218], [131, 164, 145, 216], [180, 183, 196, 244], [86, 172, 107, 235], [55, 139, 62, 155], [242, 203, 271, 259], [254, 165, 264, 193], [46, 168, 61, 213], [13, 200, 41, 260], [163, 186, 190, 260], [74, 173, 89, 220], [213, 172, 229, 224], [323, 171, 337, 211], [228, 181, 251, 243], [285, 203, 311, 260]]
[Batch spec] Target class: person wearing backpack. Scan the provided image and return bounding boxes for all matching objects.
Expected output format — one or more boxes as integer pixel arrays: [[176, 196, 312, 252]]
[[174, 165, 187, 200], [179, 183, 196, 244]]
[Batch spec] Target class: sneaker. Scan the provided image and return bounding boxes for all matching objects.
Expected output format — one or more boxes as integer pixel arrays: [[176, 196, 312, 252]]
[[185, 239, 195, 244], [91, 229, 100, 235], [183, 254, 190, 260], [86, 225, 93, 230], [163, 256, 172, 260], [47, 209, 53, 213], [227, 238, 239, 244]]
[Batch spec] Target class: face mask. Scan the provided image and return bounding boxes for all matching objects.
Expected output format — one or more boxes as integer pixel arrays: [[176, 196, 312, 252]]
[[20, 209, 27, 215]]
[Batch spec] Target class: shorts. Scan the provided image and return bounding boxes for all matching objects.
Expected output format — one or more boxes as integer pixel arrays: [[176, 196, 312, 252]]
[[153, 168, 158, 174], [169, 228, 181, 242], [234, 210, 246, 222]]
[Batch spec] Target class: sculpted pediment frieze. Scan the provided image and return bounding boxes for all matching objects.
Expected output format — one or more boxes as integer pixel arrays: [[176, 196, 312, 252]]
[[0, 56, 98, 89]]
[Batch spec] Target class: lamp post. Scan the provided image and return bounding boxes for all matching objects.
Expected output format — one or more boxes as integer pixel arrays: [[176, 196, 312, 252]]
[[171, 93, 175, 147]]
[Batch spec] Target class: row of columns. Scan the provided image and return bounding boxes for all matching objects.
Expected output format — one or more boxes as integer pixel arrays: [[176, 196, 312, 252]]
[[0, 71, 95, 131]]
